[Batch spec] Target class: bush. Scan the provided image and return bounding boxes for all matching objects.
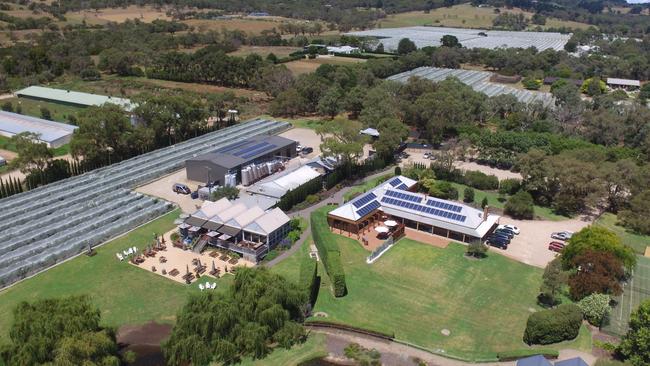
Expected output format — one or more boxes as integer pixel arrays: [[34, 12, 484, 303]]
[[577, 293, 611, 326], [481, 197, 489, 208], [394, 166, 401, 176], [428, 181, 458, 200], [306, 194, 319, 204], [311, 210, 347, 297], [466, 241, 487, 258], [499, 178, 521, 195], [463, 170, 499, 190], [504, 191, 535, 219], [497, 349, 559, 361], [463, 187, 475, 203], [523, 304, 583, 345]]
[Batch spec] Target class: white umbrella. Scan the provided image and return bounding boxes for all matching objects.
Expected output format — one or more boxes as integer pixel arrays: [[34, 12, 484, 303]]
[[384, 220, 398, 227], [375, 226, 389, 233]]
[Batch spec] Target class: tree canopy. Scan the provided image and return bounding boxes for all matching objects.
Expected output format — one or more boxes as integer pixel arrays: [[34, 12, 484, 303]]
[[561, 226, 636, 271]]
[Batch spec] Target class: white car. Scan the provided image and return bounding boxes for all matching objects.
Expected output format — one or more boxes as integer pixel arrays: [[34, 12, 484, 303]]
[[497, 224, 520, 235]]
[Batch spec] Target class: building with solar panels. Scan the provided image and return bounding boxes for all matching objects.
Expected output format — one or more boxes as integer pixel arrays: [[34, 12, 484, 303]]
[[0, 110, 77, 148], [185, 135, 297, 186], [328, 176, 500, 243]]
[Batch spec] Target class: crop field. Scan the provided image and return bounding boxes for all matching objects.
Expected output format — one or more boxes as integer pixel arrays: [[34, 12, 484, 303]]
[[377, 4, 591, 30], [309, 206, 591, 360], [284, 56, 366, 75], [604, 256, 650, 336]]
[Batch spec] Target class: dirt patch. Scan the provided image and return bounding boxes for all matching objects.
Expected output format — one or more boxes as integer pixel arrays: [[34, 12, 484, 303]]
[[284, 56, 366, 76], [229, 45, 301, 58], [117, 322, 172, 366], [67, 6, 171, 25]]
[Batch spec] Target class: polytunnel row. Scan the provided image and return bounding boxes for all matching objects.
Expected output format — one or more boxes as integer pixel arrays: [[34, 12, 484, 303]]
[[0, 118, 291, 288], [388, 67, 555, 108]]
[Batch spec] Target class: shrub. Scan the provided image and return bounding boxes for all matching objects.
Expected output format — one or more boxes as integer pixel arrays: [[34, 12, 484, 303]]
[[499, 178, 521, 195], [428, 181, 458, 200], [523, 304, 582, 345], [562, 226, 636, 271], [618, 299, 650, 366], [463, 187, 475, 203], [1, 101, 12, 112], [463, 170, 499, 190], [394, 166, 401, 176], [522, 77, 542, 90], [466, 241, 487, 258], [568, 250, 624, 300], [577, 293, 611, 326], [481, 197, 489, 208], [504, 191, 535, 219], [306, 194, 319, 204], [497, 349, 559, 361]]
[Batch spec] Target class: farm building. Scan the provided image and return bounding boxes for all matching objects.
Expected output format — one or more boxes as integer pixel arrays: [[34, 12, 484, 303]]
[[180, 198, 291, 262], [327, 45, 361, 54], [388, 67, 555, 107], [246, 165, 322, 199], [328, 176, 500, 243], [185, 135, 297, 186], [15, 86, 136, 111], [606, 78, 641, 90], [346, 26, 571, 52], [0, 110, 77, 148]]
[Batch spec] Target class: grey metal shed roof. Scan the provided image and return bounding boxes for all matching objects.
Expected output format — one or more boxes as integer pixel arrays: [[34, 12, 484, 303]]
[[517, 355, 553, 366], [16, 86, 136, 111], [0, 111, 77, 143], [186, 134, 295, 168]]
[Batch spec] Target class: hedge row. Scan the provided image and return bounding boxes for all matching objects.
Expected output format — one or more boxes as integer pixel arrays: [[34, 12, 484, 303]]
[[497, 349, 559, 361], [277, 175, 322, 211], [299, 257, 319, 306], [311, 210, 347, 297], [523, 304, 582, 345]]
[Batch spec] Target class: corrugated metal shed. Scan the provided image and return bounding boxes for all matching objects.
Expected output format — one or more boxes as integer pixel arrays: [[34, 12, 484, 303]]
[[0, 110, 77, 147], [606, 78, 640, 87], [16, 86, 136, 111]]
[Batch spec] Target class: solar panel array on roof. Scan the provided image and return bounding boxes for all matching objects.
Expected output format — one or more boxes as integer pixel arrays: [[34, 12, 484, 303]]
[[397, 183, 409, 190], [388, 177, 401, 187], [426, 198, 463, 213], [381, 197, 467, 222], [353, 192, 377, 208], [385, 189, 422, 203], [356, 200, 380, 217]]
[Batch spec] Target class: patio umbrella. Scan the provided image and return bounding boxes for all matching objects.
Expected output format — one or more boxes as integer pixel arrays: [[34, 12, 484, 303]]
[[212, 260, 216, 272], [375, 226, 389, 233], [186, 264, 190, 275], [384, 220, 398, 227]]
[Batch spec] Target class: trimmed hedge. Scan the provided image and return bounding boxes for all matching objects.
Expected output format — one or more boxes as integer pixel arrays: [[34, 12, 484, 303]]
[[497, 349, 559, 361], [299, 257, 319, 306], [523, 304, 582, 345], [311, 210, 347, 297]]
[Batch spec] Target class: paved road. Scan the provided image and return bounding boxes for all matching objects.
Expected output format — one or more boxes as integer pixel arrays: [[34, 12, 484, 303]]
[[264, 167, 393, 268]]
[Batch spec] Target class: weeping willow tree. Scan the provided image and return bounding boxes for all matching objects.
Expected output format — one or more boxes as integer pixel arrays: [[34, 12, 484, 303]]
[[163, 267, 307, 366], [0, 296, 121, 366]]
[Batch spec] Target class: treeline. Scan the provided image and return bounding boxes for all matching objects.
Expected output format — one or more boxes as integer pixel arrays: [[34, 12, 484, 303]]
[[0, 11, 54, 30]]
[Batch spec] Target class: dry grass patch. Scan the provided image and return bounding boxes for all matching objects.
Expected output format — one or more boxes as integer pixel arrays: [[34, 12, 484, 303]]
[[66, 5, 171, 25], [181, 18, 282, 34], [228, 45, 301, 58], [285, 56, 366, 75]]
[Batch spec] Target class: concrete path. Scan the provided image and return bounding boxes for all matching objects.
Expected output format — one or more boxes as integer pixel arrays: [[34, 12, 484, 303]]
[[264, 167, 393, 268]]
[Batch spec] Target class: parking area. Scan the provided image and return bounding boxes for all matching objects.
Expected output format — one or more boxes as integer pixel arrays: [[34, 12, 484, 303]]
[[491, 217, 592, 268], [400, 149, 522, 180], [279, 128, 321, 159], [136, 169, 200, 213]]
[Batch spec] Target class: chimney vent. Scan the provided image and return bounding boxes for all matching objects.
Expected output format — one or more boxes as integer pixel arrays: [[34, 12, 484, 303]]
[[483, 205, 489, 222]]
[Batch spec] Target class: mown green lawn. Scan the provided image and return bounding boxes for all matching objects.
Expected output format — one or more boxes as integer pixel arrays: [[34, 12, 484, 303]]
[[234, 333, 327, 366], [446, 181, 567, 222], [309, 207, 590, 361], [271, 236, 314, 284], [594, 213, 650, 255], [2, 97, 83, 124], [0, 209, 221, 344]]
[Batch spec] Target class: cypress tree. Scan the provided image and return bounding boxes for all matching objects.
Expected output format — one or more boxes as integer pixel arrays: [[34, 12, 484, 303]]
[[7, 177, 15, 195], [0, 178, 6, 198]]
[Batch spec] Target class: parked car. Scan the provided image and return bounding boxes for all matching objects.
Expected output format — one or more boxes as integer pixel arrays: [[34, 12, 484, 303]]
[[172, 183, 191, 195], [494, 229, 514, 239], [301, 147, 314, 154], [551, 231, 574, 241], [423, 152, 431, 158], [487, 233, 511, 243], [0, 155, 5, 167], [548, 241, 565, 252], [190, 191, 199, 199], [487, 238, 508, 249], [497, 224, 520, 235]]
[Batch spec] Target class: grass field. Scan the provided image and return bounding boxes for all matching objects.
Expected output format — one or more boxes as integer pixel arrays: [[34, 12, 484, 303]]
[[594, 213, 650, 255], [377, 4, 591, 30], [229, 46, 301, 58], [343, 174, 393, 202], [446, 181, 567, 221], [284, 56, 366, 75], [2, 97, 83, 124], [236, 333, 327, 366], [603, 256, 650, 336], [309, 206, 591, 360], [0, 209, 224, 344], [65, 5, 171, 25]]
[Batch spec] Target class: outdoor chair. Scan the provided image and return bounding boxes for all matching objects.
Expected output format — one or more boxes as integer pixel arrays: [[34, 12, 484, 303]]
[[123, 250, 129, 257], [116, 253, 124, 261], [211, 282, 217, 289], [199, 284, 204, 291]]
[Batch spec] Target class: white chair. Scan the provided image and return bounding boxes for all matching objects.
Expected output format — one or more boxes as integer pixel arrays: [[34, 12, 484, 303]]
[[199, 284, 205, 291], [123, 250, 129, 257], [127, 248, 134, 256], [132, 246, 137, 253], [211, 282, 217, 289], [116, 253, 123, 261]]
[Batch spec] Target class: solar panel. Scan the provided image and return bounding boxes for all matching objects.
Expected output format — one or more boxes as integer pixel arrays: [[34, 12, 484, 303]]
[[397, 183, 409, 190], [381, 196, 466, 222], [239, 143, 278, 159], [388, 178, 401, 187], [352, 192, 377, 208], [385, 190, 421, 203], [356, 200, 380, 217], [426, 198, 462, 213]]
